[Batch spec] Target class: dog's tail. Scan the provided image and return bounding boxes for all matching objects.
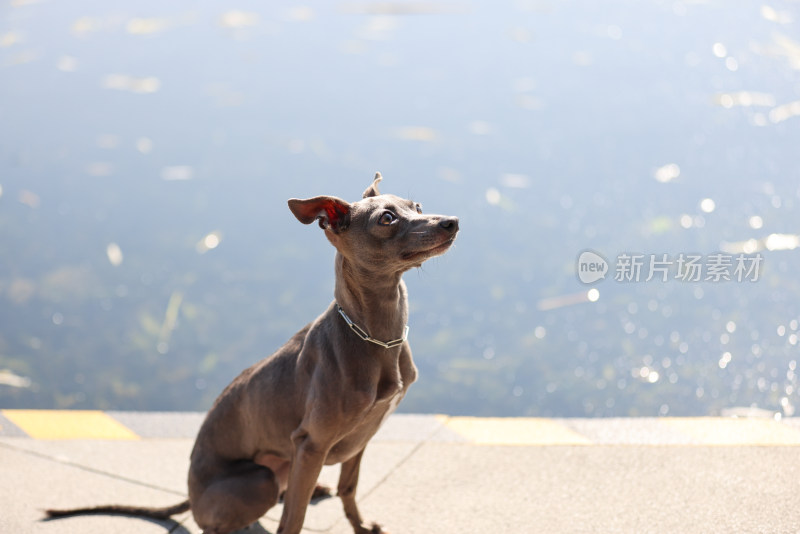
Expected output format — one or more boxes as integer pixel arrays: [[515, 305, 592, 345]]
[[44, 500, 190, 521]]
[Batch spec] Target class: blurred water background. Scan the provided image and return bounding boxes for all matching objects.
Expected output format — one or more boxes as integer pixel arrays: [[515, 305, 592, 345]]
[[1, 0, 799, 417]]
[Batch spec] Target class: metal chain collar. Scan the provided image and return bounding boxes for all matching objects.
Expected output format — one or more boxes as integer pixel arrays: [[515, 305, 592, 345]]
[[336, 305, 409, 349]]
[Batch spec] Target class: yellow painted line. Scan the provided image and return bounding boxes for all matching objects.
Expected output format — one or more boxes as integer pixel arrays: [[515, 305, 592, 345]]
[[445, 416, 592, 445], [662, 417, 800, 445], [2, 410, 139, 440]]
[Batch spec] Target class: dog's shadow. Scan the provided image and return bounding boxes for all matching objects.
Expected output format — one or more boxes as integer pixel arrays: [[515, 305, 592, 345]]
[[39, 492, 334, 534], [41, 514, 191, 534], [41, 514, 272, 534]]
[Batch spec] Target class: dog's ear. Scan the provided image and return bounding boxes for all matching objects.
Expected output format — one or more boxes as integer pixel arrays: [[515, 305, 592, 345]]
[[362, 172, 382, 199], [288, 196, 351, 233]]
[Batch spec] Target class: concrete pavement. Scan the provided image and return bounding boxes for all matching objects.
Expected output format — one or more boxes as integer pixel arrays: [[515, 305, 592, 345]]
[[3, 410, 800, 533]]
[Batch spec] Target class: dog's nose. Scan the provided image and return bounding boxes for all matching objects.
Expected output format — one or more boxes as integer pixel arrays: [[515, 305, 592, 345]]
[[439, 216, 459, 233]]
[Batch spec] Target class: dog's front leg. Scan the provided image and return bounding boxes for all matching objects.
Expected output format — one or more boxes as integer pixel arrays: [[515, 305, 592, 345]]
[[338, 449, 387, 534], [277, 431, 328, 534]]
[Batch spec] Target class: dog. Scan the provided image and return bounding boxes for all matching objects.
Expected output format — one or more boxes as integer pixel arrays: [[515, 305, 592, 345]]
[[46, 174, 459, 534]]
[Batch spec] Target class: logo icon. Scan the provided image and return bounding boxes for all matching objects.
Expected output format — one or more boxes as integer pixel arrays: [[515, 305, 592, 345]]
[[576, 250, 608, 284]]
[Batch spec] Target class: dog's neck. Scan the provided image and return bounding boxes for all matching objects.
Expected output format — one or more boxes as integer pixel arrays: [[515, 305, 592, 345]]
[[333, 253, 408, 346]]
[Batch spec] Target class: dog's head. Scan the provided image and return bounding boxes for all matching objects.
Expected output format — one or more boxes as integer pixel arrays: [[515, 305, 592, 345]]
[[288, 173, 459, 273]]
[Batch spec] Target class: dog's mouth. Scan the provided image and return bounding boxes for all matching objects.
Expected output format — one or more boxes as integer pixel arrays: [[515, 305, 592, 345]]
[[401, 234, 457, 262]]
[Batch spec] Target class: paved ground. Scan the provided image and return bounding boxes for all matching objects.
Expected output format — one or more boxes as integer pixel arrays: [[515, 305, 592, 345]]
[[3, 410, 800, 533]]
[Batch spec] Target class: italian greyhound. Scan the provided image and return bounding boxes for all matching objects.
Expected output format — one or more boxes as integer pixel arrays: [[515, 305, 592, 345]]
[[46, 174, 459, 534]]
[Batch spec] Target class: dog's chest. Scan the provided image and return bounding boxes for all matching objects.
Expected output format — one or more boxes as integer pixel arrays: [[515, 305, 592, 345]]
[[361, 381, 406, 431], [325, 348, 415, 464], [326, 385, 406, 465], [378, 389, 403, 426]]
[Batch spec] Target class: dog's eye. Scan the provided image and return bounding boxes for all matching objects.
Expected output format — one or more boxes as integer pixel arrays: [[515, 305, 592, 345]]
[[415, 203, 422, 214], [378, 211, 396, 225]]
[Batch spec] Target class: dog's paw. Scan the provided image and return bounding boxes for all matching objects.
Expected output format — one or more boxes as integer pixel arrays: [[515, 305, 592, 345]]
[[311, 484, 333, 502], [279, 484, 332, 504], [358, 522, 388, 534]]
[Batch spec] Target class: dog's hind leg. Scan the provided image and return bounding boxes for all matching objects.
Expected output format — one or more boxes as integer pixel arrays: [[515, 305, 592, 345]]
[[190, 462, 280, 534]]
